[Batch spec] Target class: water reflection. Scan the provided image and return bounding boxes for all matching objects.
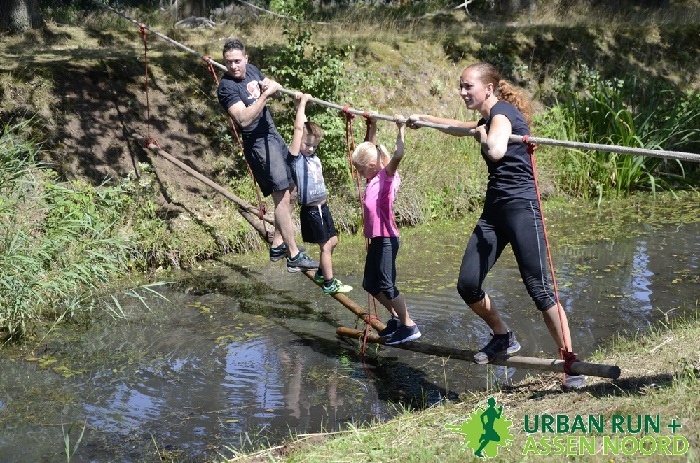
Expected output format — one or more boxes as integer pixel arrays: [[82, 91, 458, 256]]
[[0, 217, 697, 462]]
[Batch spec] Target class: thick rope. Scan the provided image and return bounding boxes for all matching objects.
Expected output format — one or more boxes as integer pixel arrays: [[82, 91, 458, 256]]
[[138, 24, 159, 148], [343, 107, 372, 355], [230, 0, 472, 25], [94, 1, 700, 164]]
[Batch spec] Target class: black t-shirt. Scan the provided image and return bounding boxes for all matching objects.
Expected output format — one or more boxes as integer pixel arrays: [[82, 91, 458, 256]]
[[479, 100, 536, 204], [217, 63, 280, 142]]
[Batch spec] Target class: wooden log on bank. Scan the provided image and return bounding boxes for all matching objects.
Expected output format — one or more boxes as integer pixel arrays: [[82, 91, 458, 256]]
[[135, 133, 275, 240], [336, 326, 621, 380]]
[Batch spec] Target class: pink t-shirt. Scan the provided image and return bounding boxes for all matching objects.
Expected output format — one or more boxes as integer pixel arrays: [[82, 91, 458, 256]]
[[362, 168, 400, 238]]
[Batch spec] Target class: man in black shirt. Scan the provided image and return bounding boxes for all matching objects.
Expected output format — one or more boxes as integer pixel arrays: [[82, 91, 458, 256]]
[[217, 38, 318, 272]]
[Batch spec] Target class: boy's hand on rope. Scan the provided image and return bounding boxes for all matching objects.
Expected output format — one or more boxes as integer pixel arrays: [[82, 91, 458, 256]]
[[294, 92, 311, 108]]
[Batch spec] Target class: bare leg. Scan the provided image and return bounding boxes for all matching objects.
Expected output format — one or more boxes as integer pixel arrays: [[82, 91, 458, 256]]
[[467, 293, 509, 335], [271, 188, 298, 256], [375, 293, 414, 327], [542, 303, 572, 352], [319, 236, 338, 280]]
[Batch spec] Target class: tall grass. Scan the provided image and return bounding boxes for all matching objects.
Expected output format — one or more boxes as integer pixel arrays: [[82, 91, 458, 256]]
[[0, 123, 133, 337], [537, 65, 700, 199]]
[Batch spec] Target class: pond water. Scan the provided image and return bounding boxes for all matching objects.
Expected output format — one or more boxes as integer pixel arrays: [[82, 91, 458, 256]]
[[0, 199, 698, 462]]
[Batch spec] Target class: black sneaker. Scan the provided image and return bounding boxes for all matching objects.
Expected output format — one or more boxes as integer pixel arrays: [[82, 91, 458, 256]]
[[286, 252, 319, 273], [269, 243, 305, 262], [385, 324, 421, 346], [378, 317, 400, 337], [473, 331, 521, 364]]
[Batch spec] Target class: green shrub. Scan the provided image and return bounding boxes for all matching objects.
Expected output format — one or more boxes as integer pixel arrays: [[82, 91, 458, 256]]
[[538, 65, 700, 198]]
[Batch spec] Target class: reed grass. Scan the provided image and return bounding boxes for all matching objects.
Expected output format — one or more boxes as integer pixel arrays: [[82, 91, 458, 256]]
[[0, 123, 132, 336]]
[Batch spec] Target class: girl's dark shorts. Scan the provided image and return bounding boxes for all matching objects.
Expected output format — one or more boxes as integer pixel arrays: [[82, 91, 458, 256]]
[[300, 203, 337, 244], [362, 236, 400, 300]]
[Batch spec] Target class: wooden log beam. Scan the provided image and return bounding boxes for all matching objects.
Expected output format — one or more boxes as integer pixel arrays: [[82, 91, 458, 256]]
[[300, 270, 387, 333], [336, 326, 621, 379], [135, 134, 275, 230]]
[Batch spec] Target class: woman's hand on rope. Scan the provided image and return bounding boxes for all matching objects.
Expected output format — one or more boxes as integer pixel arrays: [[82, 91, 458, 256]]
[[473, 124, 487, 143]]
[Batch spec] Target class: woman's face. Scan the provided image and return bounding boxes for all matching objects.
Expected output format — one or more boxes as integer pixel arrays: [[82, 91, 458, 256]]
[[459, 67, 490, 111]]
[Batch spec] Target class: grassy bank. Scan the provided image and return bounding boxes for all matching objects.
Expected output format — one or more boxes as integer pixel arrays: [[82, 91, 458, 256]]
[[223, 312, 700, 462]]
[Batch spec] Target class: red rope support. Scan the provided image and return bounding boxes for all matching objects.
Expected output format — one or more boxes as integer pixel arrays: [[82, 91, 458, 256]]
[[202, 56, 268, 224], [525, 135, 579, 381], [343, 108, 382, 356], [139, 24, 159, 148]]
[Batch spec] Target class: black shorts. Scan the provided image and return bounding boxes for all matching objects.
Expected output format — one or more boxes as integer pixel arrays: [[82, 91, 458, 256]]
[[300, 203, 337, 244], [244, 133, 294, 197]]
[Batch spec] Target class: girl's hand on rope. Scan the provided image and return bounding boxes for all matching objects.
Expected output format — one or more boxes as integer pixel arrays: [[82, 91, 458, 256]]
[[394, 114, 406, 129]]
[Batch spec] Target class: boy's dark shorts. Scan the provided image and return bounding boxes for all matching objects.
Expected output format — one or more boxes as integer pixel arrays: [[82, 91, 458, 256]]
[[244, 134, 294, 197], [300, 203, 337, 244]]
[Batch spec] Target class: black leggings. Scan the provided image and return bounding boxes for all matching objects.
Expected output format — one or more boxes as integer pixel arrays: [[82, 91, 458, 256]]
[[456, 199, 556, 312]]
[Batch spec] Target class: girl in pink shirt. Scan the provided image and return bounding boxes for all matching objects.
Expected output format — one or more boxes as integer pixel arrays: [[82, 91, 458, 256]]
[[351, 116, 421, 346]]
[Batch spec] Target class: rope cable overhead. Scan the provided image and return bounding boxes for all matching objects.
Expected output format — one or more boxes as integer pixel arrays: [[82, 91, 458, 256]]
[[230, 0, 474, 25], [92, 1, 700, 165]]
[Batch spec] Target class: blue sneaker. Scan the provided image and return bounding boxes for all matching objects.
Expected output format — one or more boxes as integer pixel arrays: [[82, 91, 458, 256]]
[[313, 270, 324, 284], [378, 317, 400, 337], [384, 324, 421, 346]]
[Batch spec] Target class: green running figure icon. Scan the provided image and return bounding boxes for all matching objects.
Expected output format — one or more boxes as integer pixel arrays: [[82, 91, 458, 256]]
[[445, 397, 515, 458]]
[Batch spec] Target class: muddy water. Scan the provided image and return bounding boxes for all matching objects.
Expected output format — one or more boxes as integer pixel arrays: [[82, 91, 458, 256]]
[[0, 202, 698, 462]]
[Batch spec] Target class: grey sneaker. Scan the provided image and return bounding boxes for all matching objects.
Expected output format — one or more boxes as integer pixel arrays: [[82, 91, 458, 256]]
[[269, 243, 305, 262], [563, 374, 587, 391], [473, 331, 521, 364], [378, 317, 400, 337], [384, 324, 421, 346], [286, 252, 319, 273]]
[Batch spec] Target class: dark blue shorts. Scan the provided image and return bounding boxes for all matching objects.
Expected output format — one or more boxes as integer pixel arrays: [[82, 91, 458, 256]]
[[300, 203, 337, 244], [244, 134, 293, 197]]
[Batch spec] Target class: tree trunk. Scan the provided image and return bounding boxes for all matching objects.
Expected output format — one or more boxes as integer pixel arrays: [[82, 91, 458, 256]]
[[178, 0, 209, 18], [0, 0, 44, 33]]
